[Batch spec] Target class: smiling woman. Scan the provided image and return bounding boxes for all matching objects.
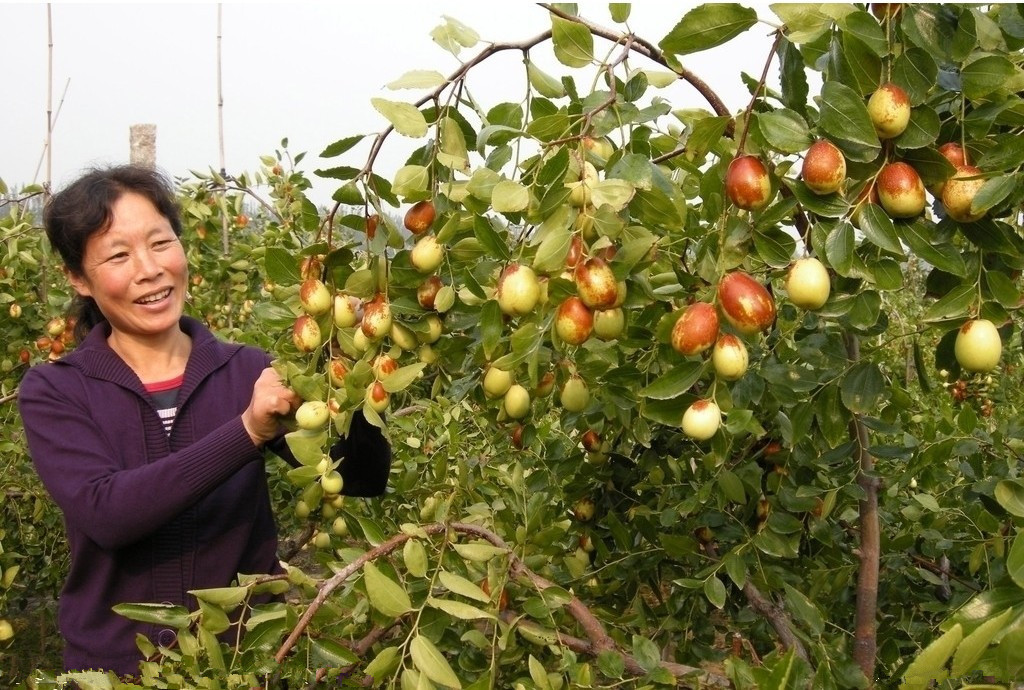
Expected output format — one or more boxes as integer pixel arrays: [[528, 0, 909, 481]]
[[16, 165, 392, 678]]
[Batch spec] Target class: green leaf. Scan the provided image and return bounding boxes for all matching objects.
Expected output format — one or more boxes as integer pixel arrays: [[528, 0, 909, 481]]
[[704, 576, 727, 609], [857, 205, 904, 255], [320, 135, 368, 159], [640, 362, 705, 399], [900, 220, 967, 277], [896, 107, 940, 150], [527, 62, 566, 99], [386, 70, 447, 90], [364, 646, 402, 680], [825, 221, 855, 276], [962, 55, 1017, 100], [686, 115, 731, 160], [1008, 532, 1024, 589], [972, 174, 1015, 215], [382, 363, 428, 393], [718, 470, 746, 504], [922, 284, 975, 322], [491, 180, 530, 213], [986, 270, 1022, 308], [263, 247, 302, 286], [190, 586, 248, 610], [837, 33, 883, 95], [772, 4, 834, 44], [913, 339, 932, 394], [403, 539, 429, 578], [474, 217, 511, 261], [951, 608, 1014, 678], [529, 654, 553, 690], [310, 637, 360, 667], [411, 634, 463, 689], [426, 596, 495, 621], [756, 109, 813, 153], [362, 561, 413, 618], [661, 4, 758, 55], [892, 48, 939, 105], [453, 542, 507, 562], [551, 15, 593, 68], [753, 227, 798, 269], [370, 98, 429, 138], [837, 10, 887, 56], [438, 570, 491, 603], [531, 208, 572, 273], [899, 624, 962, 690], [392, 164, 430, 198], [840, 362, 884, 414], [112, 603, 190, 628], [783, 584, 824, 635], [591, 179, 636, 211], [818, 80, 881, 154]]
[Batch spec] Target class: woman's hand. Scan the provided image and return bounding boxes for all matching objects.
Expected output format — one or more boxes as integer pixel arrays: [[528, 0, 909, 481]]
[[241, 368, 301, 445]]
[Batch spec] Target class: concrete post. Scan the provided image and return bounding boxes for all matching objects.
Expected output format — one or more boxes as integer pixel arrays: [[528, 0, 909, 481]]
[[129, 124, 157, 168]]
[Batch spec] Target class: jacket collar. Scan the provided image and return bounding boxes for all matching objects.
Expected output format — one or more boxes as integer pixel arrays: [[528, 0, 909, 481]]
[[59, 316, 243, 406]]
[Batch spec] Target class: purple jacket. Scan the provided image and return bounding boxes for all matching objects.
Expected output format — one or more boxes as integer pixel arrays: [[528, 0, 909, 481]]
[[18, 316, 390, 676]]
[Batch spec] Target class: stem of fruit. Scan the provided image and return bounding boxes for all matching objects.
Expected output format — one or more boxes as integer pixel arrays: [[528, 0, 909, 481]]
[[736, 30, 784, 156], [844, 332, 880, 684]]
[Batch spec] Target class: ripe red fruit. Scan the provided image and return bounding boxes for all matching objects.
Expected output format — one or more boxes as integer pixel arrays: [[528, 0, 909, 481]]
[[299, 256, 323, 281], [566, 234, 584, 269], [404, 200, 436, 235], [366, 381, 390, 413], [19, 349, 31, 364], [234, 214, 249, 228], [581, 429, 601, 453], [725, 155, 773, 210], [932, 143, 970, 197], [535, 371, 556, 398], [371, 353, 399, 379], [671, 302, 719, 356], [328, 358, 349, 387], [361, 294, 393, 339], [555, 297, 594, 345], [877, 162, 926, 219], [366, 213, 379, 239], [511, 424, 524, 449], [574, 257, 618, 309], [718, 272, 776, 336], [802, 140, 846, 195], [417, 276, 443, 310]]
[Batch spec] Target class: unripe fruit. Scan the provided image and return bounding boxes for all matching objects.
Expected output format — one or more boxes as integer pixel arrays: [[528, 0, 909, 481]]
[[712, 335, 749, 381], [942, 165, 986, 223], [583, 136, 615, 164], [299, 256, 324, 281], [867, 82, 911, 139], [8, 304, 21, 319], [555, 297, 594, 345], [785, 257, 831, 310], [725, 155, 773, 211], [332, 516, 350, 536], [954, 319, 1002, 373], [574, 257, 618, 309], [361, 294, 393, 339], [420, 314, 443, 344], [672, 302, 719, 356], [417, 276, 443, 310], [560, 375, 590, 412], [295, 500, 311, 519], [313, 531, 331, 549], [593, 307, 625, 340], [496, 263, 541, 316], [320, 470, 344, 495], [718, 271, 776, 336], [568, 162, 598, 207], [292, 315, 322, 353], [299, 279, 332, 316], [352, 327, 370, 353], [877, 162, 926, 219], [682, 399, 722, 441], [418, 344, 438, 365], [316, 456, 331, 474], [573, 498, 596, 522], [802, 140, 846, 195], [295, 400, 330, 430], [0, 619, 12, 642], [366, 381, 390, 413], [850, 184, 880, 229], [503, 384, 531, 419], [483, 366, 513, 399], [410, 234, 445, 273], [46, 317, 67, 338], [390, 322, 418, 351], [333, 293, 359, 328], [404, 199, 436, 235]]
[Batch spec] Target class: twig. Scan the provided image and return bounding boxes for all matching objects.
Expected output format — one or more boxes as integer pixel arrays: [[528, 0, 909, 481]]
[[0, 391, 18, 406], [736, 30, 784, 155], [845, 332, 880, 685], [273, 522, 730, 687], [705, 542, 809, 664]]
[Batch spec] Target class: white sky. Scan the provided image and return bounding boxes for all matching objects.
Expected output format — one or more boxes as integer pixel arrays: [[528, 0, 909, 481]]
[[1, 2, 778, 207]]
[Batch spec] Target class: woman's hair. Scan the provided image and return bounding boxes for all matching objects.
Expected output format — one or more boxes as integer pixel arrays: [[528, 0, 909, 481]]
[[44, 165, 183, 342]]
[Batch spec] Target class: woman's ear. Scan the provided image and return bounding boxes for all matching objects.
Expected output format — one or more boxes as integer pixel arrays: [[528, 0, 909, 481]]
[[65, 267, 92, 298]]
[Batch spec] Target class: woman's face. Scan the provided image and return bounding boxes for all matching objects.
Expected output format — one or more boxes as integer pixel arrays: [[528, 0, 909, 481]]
[[68, 191, 188, 342]]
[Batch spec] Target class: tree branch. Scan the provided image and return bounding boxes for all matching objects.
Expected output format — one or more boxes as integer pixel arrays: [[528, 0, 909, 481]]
[[844, 332, 880, 685]]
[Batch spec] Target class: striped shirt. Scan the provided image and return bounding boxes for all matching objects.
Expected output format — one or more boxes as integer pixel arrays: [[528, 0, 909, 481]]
[[144, 374, 183, 435]]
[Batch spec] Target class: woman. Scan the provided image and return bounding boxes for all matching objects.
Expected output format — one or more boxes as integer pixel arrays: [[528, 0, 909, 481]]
[[18, 165, 391, 677]]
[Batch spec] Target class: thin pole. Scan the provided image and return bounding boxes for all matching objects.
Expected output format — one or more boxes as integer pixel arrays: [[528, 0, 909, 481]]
[[217, 3, 229, 256]]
